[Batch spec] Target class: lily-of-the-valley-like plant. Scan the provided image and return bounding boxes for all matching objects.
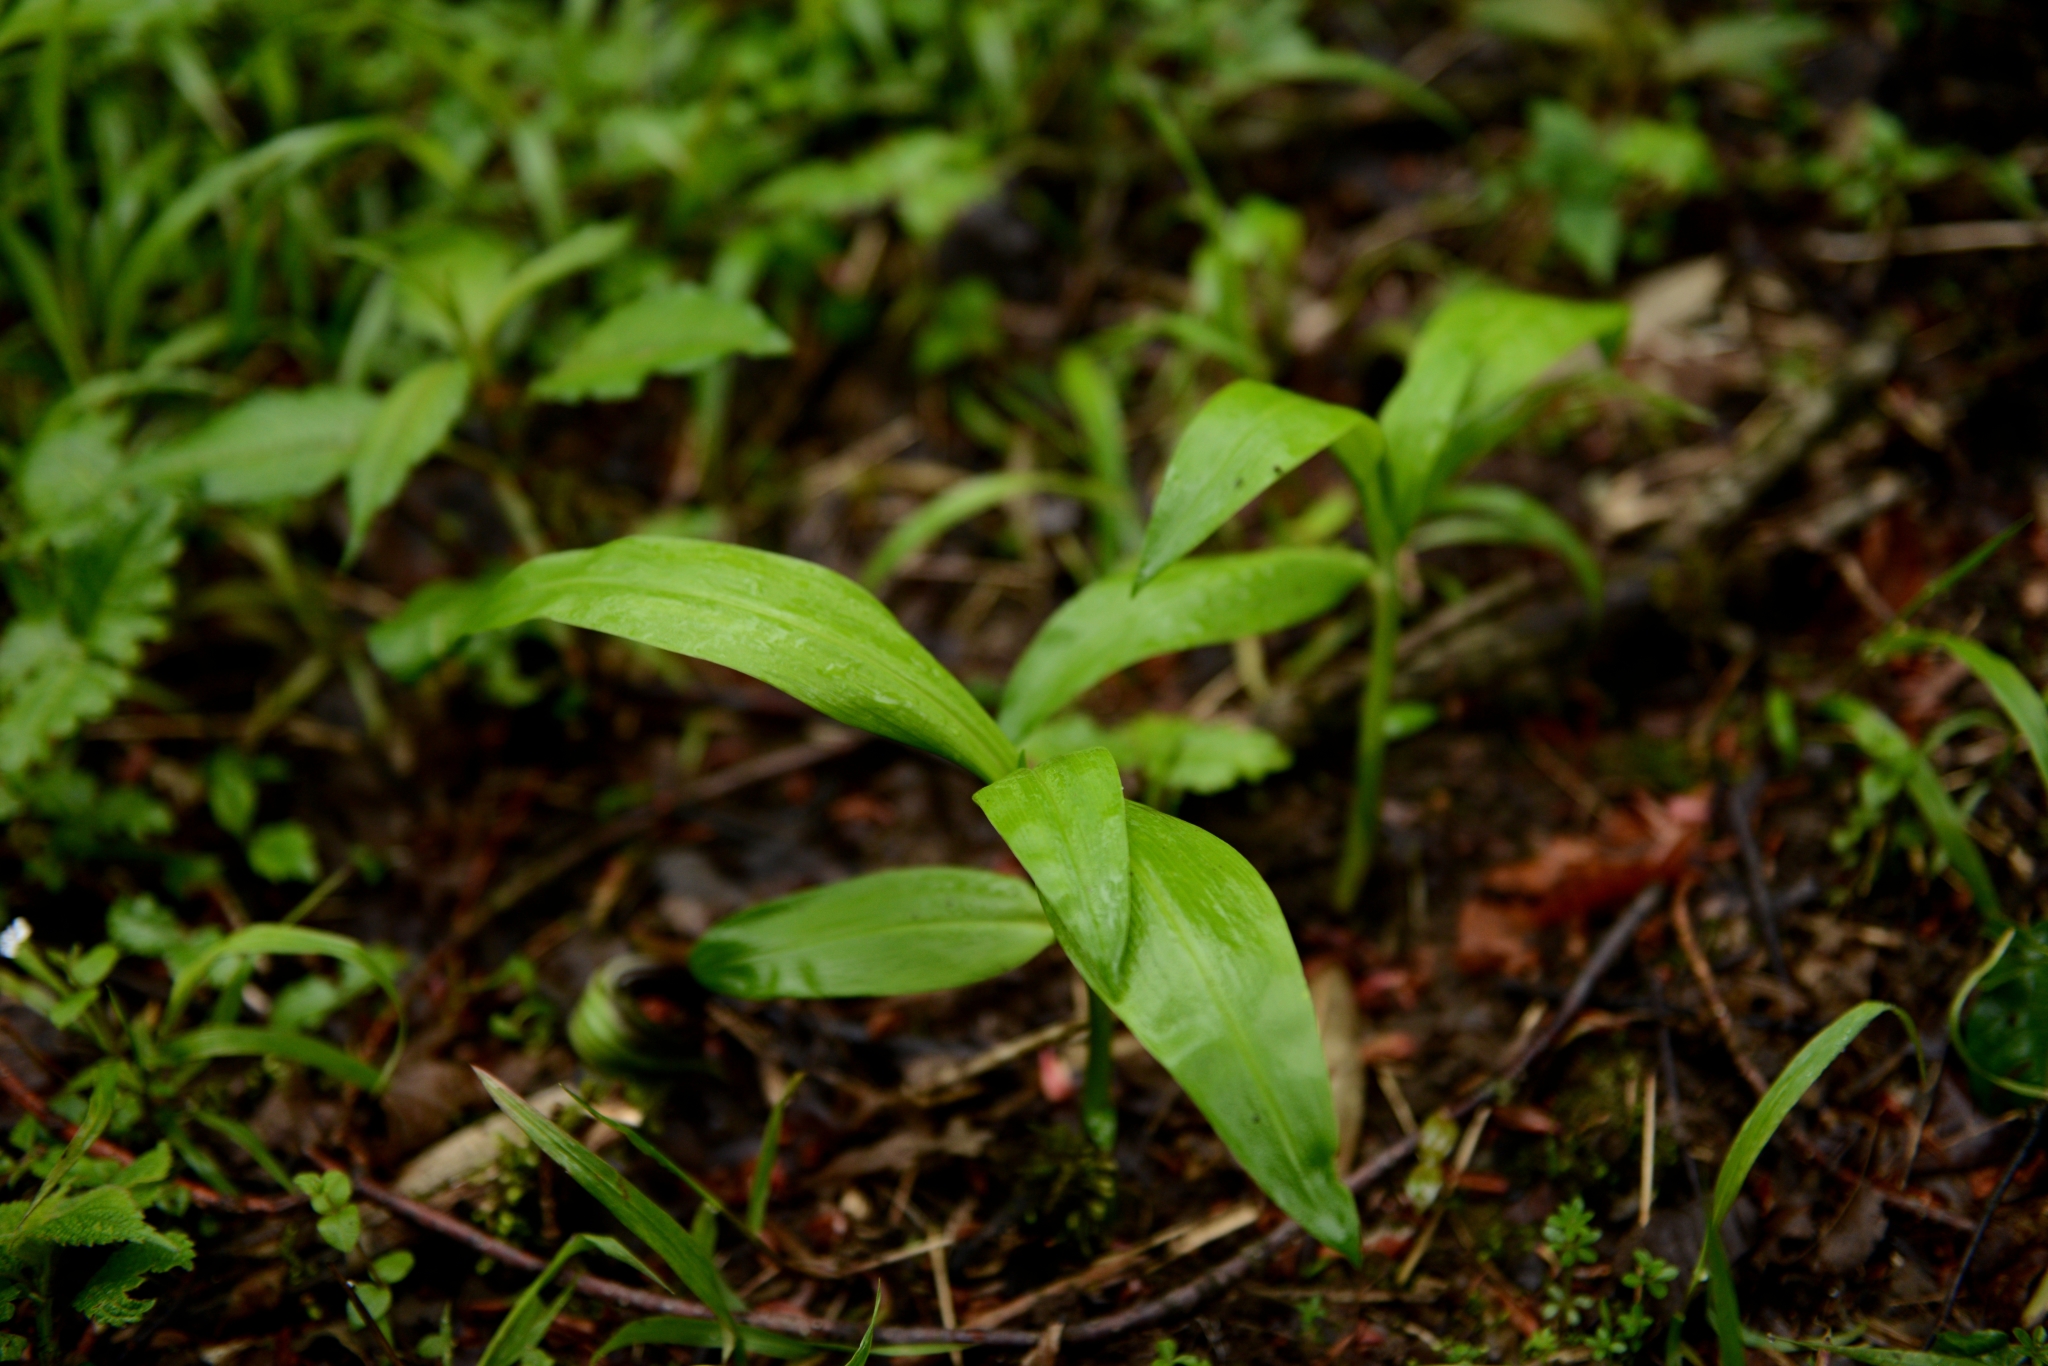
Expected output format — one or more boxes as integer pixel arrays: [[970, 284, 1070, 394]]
[[1128, 284, 1627, 906], [426, 534, 1363, 1256]]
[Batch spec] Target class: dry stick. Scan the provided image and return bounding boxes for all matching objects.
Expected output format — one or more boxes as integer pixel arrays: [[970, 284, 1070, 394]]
[[1638, 1072, 1658, 1230], [1927, 1103, 2046, 1345], [348, 885, 1670, 1351], [1669, 890, 1974, 1232]]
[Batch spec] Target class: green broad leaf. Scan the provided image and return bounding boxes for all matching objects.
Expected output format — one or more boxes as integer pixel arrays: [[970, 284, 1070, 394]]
[[690, 868, 1051, 999], [973, 748, 1132, 994], [462, 537, 1019, 781], [747, 1074, 802, 1235], [999, 548, 1369, 740], [205, 749, 259, 838], [1411, 482, 1602, 613], [1690, 1001, 1912, 1301], [247, 820, 319, 883], [531, 283, 792, 403], [366, 573, 507, 681], [475, 1069, 745, 1335], [164, 924, 404, 1085], [1820, 695, 2001, 919], [1110, 803, 1357, 1256], [128, 388, 380, 505], [1378, 287, 1628, 532], [1947, 928, 2048, 1102], [477, 1233, 663, 1366], [477, 220, 633, 345], [159, 1025, 383, 1092], [1137, 381, 1376, 585], [344, 359, 472, 563], [861, 472, 1128, 588], [318, 1203, 361, 1255], [73, 1229, 194, 1328], [596, 1311, 946, 1361], [1873, 631, 2048, 796]]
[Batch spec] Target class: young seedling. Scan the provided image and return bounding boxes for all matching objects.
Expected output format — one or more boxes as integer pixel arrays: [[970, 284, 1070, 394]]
[[430, 534, 1361, 1256], [1130, 284, 1626, 907]]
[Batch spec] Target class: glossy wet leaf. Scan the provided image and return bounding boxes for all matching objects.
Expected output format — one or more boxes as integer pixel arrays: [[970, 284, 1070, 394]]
[[1138, 381, 1376, 585], [1022, 713, 1291, 796], [999, 548, 1368, 740], [973, 748, 1131, 993], [532, 283, 791, 403], [129, 387, 380, 505], [692, 868, 1050, 999], [1412, 481, 1602, 612], [1109, 803, 1358, 1256], [463, 537, 1018, 781], [476, 1069, 745, 1335], [344, 359, 471, 563]]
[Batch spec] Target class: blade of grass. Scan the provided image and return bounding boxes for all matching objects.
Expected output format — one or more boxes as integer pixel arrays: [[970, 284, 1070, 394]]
[[748, 1073, 805, 1236]]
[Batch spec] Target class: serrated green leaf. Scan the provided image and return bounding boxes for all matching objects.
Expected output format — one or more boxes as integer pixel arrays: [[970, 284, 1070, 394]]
[[1138, 381, 1375, 585], [129, 387, 380, 505], [344, 359, 471, 563], [31, 1185, 153, 1247], [973, 749, 1132, 996], [476, 1069, 744, 1338], [18, 414, 123, 530], [1112, 803, 1357, 1256], [0, 621, 125, 775], [531, 283, 791, 403], [1820, 695, 2000, 918], [999, 548, 1368, 741], [1411, 482, 1602, 613], [690, 868, 1051, 999], [462, 537, 1018, 781], [73, 1229, 193, 1327]]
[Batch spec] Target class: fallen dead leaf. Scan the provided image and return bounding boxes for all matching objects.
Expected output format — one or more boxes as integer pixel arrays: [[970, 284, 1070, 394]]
[[1310, 960, 1366, 1170]]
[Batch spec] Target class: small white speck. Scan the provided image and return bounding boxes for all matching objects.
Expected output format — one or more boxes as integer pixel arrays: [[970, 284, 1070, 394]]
[[0, 919, 29, 960]]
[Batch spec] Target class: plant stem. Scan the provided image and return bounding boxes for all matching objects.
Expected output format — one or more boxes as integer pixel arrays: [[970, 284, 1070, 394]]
[[1333, 565, 1402, 910], [1082, 988, 1116, 1152]]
